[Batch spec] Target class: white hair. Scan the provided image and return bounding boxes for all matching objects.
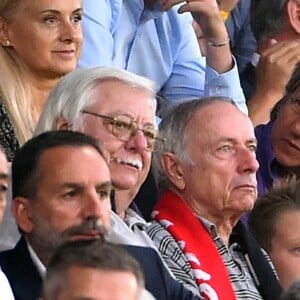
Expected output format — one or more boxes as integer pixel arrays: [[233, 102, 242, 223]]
[[34, 67, 157, 136]]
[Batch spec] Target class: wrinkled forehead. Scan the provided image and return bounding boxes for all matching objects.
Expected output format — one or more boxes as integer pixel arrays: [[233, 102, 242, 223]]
[[190, 103, 255, 138], [88, 80, 156, 121]]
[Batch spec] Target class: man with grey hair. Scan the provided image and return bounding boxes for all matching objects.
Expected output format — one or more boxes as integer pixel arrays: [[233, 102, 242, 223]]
[[147, 98, 282, 299], [34, 67, 201, 300], [35, 67, 160, 235], [0, 130, 200, 300]]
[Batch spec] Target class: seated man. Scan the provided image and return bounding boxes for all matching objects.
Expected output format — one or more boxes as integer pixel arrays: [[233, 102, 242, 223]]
[[255, 65, 300, 196], [0, 130, 199, 300], [146, 98, 282, 299], [249, 179, 300, 291], [43, 239, 153, 300], [35, 67, 164, 247], [0, 147, 14, 299]]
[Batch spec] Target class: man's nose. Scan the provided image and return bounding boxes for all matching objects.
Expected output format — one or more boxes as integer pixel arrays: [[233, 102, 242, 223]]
[[125, 130, 149, 152], [290, 116, 300, 137], [238, 148, 259, 174], [81, 191, 105, 220]]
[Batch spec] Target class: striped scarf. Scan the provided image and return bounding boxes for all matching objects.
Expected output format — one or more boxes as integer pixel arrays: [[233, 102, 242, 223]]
[[153, 190, 236, 300]]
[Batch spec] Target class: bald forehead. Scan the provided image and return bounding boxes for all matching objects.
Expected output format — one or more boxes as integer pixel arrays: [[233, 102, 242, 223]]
[[185, 102, 254, 143], [193, 101, 249, 125]]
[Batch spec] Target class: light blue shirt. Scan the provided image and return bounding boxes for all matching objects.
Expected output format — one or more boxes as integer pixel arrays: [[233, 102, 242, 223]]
[[79, 0, 247, 114]]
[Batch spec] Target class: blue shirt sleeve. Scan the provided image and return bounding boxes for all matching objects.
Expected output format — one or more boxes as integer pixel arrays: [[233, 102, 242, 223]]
[[79, 0, 247, 114]]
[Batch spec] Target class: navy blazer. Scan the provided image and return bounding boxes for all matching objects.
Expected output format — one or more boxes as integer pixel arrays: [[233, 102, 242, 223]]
[[0, 237, 199, 300], [0, 237, 42, 300]]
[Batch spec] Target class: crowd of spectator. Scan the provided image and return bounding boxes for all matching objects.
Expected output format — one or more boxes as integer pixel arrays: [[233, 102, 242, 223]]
[[0, 0, 300, 299]]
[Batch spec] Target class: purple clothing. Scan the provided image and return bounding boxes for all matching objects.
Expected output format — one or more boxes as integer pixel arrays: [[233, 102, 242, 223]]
[[255, 121, 287, 196], [255, 122, 275, 196], [241, 121, 284, 225]]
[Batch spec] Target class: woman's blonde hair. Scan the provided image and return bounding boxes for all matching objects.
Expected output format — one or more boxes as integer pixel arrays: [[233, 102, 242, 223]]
[[0, 0, 35, 145]]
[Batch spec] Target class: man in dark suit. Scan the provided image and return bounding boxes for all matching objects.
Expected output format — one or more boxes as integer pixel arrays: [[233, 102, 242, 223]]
[[0, 130, 199, 300]]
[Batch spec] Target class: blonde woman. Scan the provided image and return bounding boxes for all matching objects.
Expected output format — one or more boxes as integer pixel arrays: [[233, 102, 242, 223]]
[[0, 0, 82, 160]]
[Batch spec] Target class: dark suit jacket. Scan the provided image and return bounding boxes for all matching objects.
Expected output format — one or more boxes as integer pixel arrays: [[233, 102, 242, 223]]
[[0, 237, 42, 300], [0, 237, 199, 300], [230, 221, 283, 300]]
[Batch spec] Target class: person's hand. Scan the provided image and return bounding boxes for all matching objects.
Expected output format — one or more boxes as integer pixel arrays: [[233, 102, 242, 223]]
[[256, 39, 300, 98], [248, 39, 300, 125], [161, 0, 228, 41]]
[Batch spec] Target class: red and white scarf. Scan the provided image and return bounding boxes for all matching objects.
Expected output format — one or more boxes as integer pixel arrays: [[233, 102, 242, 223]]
[[153, 190, 236, 300]]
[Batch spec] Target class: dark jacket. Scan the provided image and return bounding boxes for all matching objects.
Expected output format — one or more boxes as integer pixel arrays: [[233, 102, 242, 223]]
[[0, 237, 199, 300]]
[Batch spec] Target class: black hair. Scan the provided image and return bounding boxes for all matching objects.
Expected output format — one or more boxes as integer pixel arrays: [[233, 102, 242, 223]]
[[12, 130, 105, 199]]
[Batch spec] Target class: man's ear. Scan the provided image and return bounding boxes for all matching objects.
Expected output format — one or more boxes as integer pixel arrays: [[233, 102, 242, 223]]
[[160, 152, 186, 190], [0, 17, 10, 46], [287, 0, 300, 34], [55, 117, 70, 130], [12, 197, 34, 234]]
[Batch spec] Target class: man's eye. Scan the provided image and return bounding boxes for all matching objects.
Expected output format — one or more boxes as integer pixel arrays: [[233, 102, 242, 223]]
[[143, 129, 155, 139], [218, 145, 231, 152], [71, 14, 82, 23], [248, 144, 257, 152], [114, 120, 130, 130], [97, 190, 109, 199], [63, 190, 77, 198], [0, 184, 7, 193], [292, 247, 300, 255]]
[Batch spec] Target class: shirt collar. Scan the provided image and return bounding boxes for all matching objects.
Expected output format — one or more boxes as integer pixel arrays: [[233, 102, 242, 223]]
[[197, 215, 218, 239], [124, 207, 148, 230], [25, 237, 46, 278]]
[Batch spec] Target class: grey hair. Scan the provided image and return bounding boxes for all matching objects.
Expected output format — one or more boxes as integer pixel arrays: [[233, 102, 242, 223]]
[[153, 97, 236, 192], [280, 279, 300, 300], [34, 67, 157, 136], [251, 0, 287, 42]]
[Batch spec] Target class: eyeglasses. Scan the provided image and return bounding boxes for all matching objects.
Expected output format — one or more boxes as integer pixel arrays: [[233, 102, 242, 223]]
[[81, 110, 165, 151]]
